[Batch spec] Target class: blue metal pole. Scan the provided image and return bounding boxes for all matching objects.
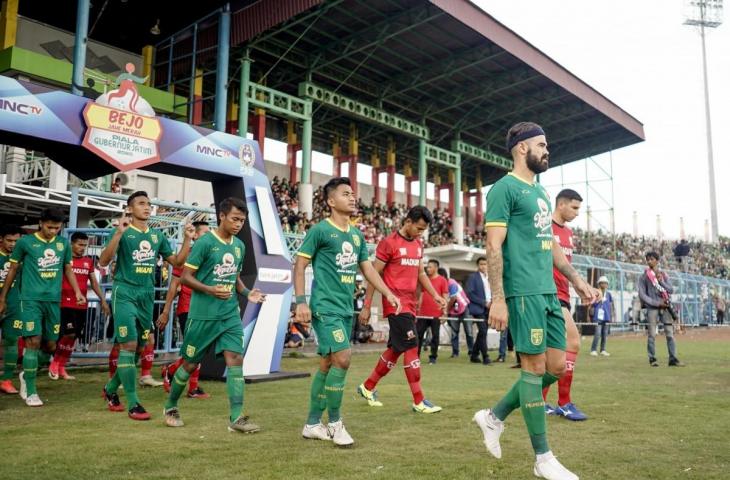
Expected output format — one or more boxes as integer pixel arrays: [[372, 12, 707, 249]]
[[214, 4, 230, 132], [69, 186, 80, 228], [71, 0, 90, 96]]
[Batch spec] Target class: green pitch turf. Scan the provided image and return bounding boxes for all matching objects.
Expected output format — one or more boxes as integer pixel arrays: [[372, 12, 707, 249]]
[[1, 330, 728, 480]]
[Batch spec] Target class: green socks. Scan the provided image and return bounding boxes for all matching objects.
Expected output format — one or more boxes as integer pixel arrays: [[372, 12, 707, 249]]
[[542, 372, 559, 389], [165, 367, 191, 410], [38, 350, 51, 368], [2, 338, 18, 380], [116, 350, 139, 406], [519, 370, 550, 454], [324, 366, 347, 423], [306, 369, 328, 425], [227, 365, 245, 422], [493, 377, 521, 421], [22, 348, 38, 396]]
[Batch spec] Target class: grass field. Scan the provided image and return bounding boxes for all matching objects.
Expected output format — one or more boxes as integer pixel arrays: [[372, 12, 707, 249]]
[[1, 329, 729, 480]]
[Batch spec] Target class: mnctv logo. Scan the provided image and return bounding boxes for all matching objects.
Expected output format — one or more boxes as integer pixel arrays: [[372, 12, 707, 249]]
[[196, 144, 233, 158], [0, 99, 42, 116]]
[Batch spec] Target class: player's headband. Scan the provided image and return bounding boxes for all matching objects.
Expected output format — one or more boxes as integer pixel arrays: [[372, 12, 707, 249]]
[[506, 127, 545, 152]]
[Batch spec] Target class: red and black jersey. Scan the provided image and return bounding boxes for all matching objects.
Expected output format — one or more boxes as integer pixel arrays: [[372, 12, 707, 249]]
[[375, 231, 423, 317], [61, 256, 92, 309], [172, 267, 192, 315], [552, 221, 574, 303]]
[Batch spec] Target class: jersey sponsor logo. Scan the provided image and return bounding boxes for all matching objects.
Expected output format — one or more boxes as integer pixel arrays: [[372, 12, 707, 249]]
[[332, 329, 345, 343], [399, 247, 407, 255], [534, 198, 552, 233], [336, 241, 358, 270], [400, 258, 420, 266], [132, 240, 155, 263], [72, 267, 90, 275], [213, 252, 238, 278], [38, 248, 61, 269], [530, 328, 544, 346], [0, 261, 9, 283]]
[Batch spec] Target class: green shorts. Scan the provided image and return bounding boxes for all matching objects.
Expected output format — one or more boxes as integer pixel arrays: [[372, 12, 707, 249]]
[[111, 284, 154, 346], [180, 316, 244, 364], [20, 300, 61, 341], [312, 312, 352, 357], [2, 305, 23, 341], [507, 294, 566, 355]]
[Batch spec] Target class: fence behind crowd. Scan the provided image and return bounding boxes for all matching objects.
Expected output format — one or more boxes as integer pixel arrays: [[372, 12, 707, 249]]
[[60, 229, 729, 360]]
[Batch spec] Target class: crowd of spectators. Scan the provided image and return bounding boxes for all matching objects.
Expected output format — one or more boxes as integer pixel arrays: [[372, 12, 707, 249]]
[[272, 177, 730, 280], [572, 228, 730, 279]]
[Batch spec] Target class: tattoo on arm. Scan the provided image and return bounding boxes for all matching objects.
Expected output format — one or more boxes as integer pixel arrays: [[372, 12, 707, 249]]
[[486, 245, 505, 301], [556, 260, 581, 285]]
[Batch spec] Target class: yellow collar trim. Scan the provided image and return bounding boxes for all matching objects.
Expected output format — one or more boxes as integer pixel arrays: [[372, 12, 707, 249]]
[[326, 218, 350, 233]]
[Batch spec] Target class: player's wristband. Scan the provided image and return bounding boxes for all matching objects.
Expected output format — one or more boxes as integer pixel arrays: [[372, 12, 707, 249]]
[[295, 295, 307, 305], [242, 287, 251, 297], [363, 298, 372, 308]]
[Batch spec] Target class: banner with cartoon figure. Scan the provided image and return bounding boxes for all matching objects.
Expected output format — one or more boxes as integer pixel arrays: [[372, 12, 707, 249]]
[[0, 74, 292, 376]]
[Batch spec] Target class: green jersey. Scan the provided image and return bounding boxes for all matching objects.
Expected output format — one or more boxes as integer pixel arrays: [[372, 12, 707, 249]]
[[485, 173, 556, 298], [297, 218, 369, 314], [0, 250, 20, 308], [9, 233, 72, 301], [185, 231, 245, 321], [109, 225, 173, 287]]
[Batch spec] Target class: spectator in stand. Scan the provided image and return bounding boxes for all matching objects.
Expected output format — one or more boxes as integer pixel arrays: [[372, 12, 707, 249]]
[[673, 239, 690, 272], [465, 257, 492, 365], [111, 177, 122, 194], [445, 271, 473, 358], [590, 276, 615, 357], [416, 259, 449, 365]]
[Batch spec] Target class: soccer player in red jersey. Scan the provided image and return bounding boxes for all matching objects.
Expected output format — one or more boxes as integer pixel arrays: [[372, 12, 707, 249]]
[[542, 189, 587, 421], [49, 232, 110, 380], [158, 221, 210, 398], [357, 206, 447, 413]]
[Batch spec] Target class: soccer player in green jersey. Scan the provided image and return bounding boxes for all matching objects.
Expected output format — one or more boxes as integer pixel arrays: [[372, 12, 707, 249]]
[[161, 197, 266, 433], [99, 191, 194, 420], [472, 123, 598, 480], [295, 177, 401, 447], [0, 208, 86, 407], [0, 224, 24, 394]]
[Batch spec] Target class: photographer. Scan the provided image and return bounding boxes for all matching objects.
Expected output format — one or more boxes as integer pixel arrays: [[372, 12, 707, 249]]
[[638, 251, 683, 367]]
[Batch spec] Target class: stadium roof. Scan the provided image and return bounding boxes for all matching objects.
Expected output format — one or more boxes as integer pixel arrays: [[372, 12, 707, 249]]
[[238, 0, 645, 184], [21, 0, 644, 186]]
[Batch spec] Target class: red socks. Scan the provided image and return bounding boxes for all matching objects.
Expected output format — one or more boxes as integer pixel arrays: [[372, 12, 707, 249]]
[[53, 336, 76, 369], [364, 347, 400, 391], [18, 337, 25, 363], [108, 343, 120, 378], [140, 342, 154, 377], [188, 365, 201, 392], [403, 348, 424, 405], [558, 350, 577, 406]]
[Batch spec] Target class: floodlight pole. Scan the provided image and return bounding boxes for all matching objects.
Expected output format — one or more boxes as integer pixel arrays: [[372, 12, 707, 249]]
[[699, 21, 719, 243], [685, 0, 722, 243]]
